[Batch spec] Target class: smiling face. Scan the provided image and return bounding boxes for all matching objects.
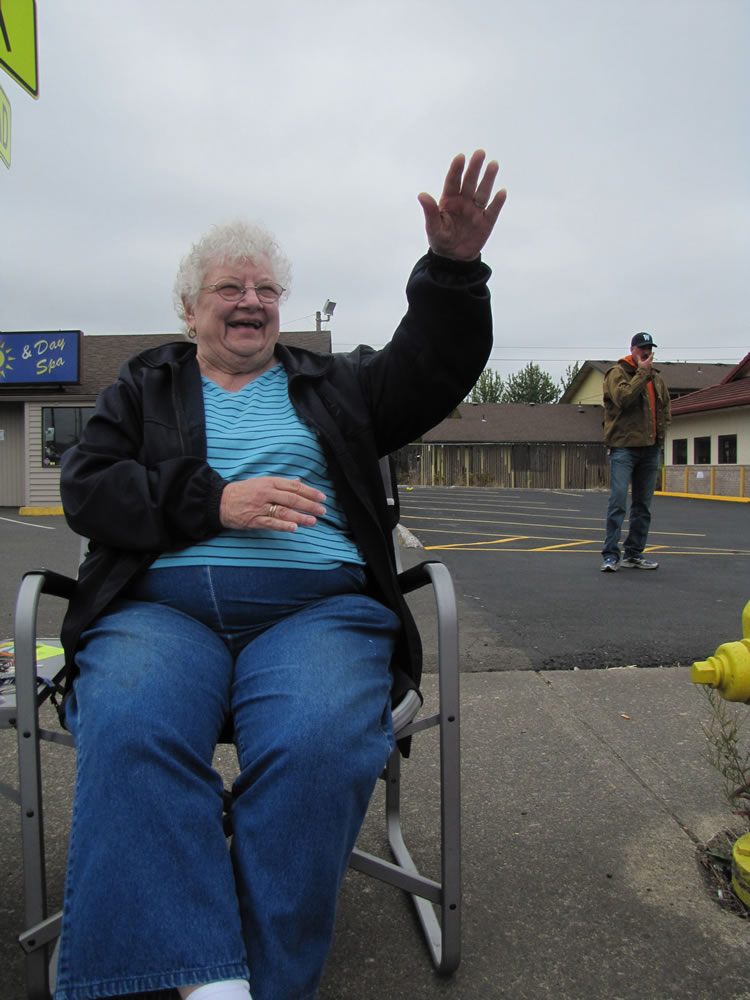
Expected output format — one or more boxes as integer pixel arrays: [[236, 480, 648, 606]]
[[184, 257, 281, 385]]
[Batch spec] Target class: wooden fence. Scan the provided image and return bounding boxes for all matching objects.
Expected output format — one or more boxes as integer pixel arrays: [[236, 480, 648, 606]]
[[393, 443, 610, 489], [393, 445, 750, 499]]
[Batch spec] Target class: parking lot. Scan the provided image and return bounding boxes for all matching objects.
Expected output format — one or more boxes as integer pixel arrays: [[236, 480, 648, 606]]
[[398, 486, 748, 558], [398, 487, 750, 671], [2, 490, 749, 675], [2, 495, 750, 1000]]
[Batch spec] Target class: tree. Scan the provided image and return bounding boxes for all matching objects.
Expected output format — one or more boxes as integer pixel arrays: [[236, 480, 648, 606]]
[[558, 361, 582, 397], [468, 368, 504, 403], [502, 362, 559, 404]]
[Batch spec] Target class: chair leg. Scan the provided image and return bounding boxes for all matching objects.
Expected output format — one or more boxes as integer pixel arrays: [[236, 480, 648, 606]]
[[435, 703, 461, 975], [350, 557, 463, 974], [427, 560, 463, 973], [384, 719, 461, 975], [14, 573, 54, 999]]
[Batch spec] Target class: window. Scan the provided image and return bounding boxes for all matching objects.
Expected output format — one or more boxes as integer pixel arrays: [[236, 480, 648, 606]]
[[718, 434, 737, 464], [672, 438, 687, 465], [693, 436, 711, 464], [42, 407, 94, 466]]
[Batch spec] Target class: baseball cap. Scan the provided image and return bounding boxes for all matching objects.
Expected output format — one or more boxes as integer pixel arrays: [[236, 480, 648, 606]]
[[631, 332, 657, 350]]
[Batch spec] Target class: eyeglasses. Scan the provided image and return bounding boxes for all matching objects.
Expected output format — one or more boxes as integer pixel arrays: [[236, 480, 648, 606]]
[[201, 279, 285, 304]]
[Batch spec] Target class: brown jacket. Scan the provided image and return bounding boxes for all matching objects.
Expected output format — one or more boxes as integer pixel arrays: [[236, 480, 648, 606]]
[[602, 357, 671, 447]]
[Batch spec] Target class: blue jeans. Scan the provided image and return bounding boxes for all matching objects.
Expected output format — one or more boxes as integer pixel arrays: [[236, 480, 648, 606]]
[[602, 445, 661, 560], [54, 565, 399, 1000]]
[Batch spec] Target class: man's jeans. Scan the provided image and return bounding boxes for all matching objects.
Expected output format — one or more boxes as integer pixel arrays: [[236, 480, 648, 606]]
[[602, 445, 661, 560], [54, 564, 399, 1000]]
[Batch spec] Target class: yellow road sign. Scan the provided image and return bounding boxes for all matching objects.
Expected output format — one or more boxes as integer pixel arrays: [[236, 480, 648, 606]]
[[0, 0, 38, 98], [0, 83, 10, 166]]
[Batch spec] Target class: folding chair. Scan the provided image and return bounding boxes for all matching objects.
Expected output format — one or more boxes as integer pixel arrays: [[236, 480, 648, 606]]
[[6, 461, 461, 999], [3, 571, 73, 1000]]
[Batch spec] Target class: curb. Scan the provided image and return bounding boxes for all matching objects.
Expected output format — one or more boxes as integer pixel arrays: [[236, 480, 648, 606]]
[[656, 492, 750, 503], [397, 524, 423, 549]]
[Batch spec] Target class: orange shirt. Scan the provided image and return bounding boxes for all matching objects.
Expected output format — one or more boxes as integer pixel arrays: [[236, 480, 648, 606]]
[[624, 354, 657, 438]]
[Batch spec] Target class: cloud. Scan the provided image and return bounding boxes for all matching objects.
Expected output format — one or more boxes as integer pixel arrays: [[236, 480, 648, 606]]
[[1, 0, 747, 383]]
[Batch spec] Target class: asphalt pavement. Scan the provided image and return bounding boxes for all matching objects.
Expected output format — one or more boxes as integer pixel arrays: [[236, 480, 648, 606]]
[[398, 488, 750, 672], [1, 500, 749, 1000]]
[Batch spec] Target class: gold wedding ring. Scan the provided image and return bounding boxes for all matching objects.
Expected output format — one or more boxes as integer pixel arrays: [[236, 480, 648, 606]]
[[268, 503, 278, 517]]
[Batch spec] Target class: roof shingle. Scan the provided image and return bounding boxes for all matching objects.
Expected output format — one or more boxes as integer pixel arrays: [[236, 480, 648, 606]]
[[422, 402, 604, 444], [670, 351, 750, 415], [559, 360, 735, 402]]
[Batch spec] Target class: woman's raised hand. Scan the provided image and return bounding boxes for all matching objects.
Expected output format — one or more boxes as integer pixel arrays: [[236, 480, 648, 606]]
[[417, 150, 507, 261]]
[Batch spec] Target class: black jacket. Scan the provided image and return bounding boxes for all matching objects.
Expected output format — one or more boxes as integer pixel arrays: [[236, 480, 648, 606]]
[[60, 252, 494, 702]]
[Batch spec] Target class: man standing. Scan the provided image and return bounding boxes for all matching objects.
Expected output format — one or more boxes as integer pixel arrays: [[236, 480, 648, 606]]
[[600, 332, 671, 572]]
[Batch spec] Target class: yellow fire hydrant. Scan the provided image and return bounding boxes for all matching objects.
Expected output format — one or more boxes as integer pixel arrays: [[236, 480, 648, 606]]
[[691, 599, 750, 906]]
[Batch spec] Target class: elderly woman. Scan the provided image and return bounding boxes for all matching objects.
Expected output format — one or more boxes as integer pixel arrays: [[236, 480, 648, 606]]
[[54, 151, 506, 1000]]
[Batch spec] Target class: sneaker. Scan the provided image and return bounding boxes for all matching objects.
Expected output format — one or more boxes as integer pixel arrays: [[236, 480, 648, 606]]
[[621, 555, 659, 570], [600, 555, 619, 572]]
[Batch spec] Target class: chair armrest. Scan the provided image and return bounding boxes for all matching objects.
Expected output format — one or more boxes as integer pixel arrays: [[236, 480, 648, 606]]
[[398, 561, 457, 633], [396, 559, 444, 595], [14, 571, 75, 690], [395, 558, 459, 735], [21, 568, 77, 601]]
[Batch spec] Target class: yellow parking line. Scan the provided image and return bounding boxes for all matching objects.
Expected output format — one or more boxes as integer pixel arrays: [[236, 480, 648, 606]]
[[409, 528, 749, 555], [423, 546, 750, 555], [402, 514, 705, 538], [425, 536, 529, 551], [531, 540, 592, 551]]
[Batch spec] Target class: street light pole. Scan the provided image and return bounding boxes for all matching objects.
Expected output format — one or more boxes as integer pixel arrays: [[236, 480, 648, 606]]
[[316, 300, 336, 332]]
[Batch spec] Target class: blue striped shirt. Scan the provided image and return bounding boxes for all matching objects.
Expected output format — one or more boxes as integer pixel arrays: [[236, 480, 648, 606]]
[[152, 365, 364, 569]]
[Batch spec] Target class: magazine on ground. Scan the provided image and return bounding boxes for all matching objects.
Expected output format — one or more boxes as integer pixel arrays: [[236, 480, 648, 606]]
[[0, 640, 65, 691]]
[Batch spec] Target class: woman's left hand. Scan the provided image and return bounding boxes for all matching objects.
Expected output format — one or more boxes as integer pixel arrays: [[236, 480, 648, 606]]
[[417, 149, 507, 261], [219, 476, 326, 532]]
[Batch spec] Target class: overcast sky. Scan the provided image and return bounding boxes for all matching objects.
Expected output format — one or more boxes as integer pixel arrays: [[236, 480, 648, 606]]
[[1, 0, 747, 383]]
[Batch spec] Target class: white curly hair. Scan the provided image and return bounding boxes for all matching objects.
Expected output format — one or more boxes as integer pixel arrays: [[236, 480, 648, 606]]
[[173, 220, 293, 326]]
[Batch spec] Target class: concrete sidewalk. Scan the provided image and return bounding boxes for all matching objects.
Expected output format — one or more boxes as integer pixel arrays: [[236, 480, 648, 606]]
[[1, 557, 749, 998], [322, 667, 748, 1000], [320, 547, 749, 999]]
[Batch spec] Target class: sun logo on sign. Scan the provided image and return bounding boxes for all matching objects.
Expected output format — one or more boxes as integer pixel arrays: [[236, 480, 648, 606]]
[[0, 341, 16, 378]]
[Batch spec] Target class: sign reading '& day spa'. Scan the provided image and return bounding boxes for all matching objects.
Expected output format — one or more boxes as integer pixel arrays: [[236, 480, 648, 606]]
[[0, 331, 82, 384]]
